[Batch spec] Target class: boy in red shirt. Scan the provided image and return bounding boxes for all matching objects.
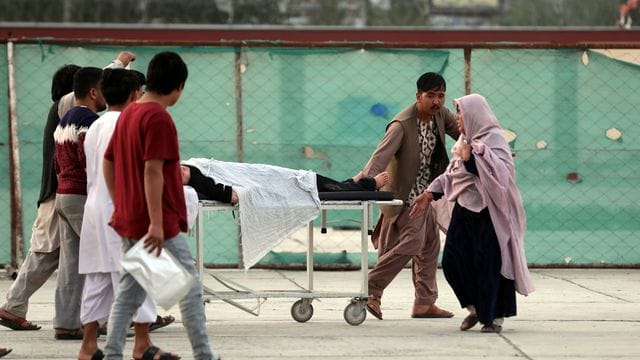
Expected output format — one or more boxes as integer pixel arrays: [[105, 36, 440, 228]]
[[103, 52, 217, 360]]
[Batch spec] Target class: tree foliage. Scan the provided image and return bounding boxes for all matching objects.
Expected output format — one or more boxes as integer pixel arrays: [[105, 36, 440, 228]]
[[0, 0, 625, 27], [500, 0, 619, 27], [366, 0, 430, 27], [306, 0, 347, 26]]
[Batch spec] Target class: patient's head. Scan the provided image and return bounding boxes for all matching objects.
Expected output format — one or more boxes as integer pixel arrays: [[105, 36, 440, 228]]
[[180, 165, 191, 184]]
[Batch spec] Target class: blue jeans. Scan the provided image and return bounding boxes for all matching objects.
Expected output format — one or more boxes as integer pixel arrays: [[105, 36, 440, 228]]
[[105, 234, 216, 360]]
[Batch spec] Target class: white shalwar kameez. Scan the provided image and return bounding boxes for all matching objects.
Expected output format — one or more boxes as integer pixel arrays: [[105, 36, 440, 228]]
[[79, 111, 156, 325]]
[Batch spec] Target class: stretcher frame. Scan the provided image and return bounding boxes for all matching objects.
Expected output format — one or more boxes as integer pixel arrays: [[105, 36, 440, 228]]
[[194, 198, 402, 325]]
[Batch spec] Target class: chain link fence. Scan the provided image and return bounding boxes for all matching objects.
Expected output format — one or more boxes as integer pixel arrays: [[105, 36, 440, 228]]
[[1, 41, 639, 268]]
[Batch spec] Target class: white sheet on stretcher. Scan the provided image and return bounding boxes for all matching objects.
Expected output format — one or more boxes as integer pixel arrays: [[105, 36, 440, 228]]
[[183, 158, 320, 269], [184, 186, 199, 231]]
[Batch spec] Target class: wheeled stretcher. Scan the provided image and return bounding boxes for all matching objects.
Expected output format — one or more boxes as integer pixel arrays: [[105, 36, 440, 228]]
[[194, 191, 402, 325]]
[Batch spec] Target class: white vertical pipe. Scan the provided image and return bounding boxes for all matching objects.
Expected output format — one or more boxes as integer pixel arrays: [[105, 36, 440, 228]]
[[307, 220, 314, 291], [196, 204, 204, 279], [361, 202, 369, 296], [7, 40, 24, 269]]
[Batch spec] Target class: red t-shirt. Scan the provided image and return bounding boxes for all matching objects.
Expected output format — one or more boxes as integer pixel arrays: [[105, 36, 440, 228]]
[[104, 102, 187, 240]]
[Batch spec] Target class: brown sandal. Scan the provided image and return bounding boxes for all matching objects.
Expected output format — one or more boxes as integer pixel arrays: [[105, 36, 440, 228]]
[[0, 308, 41, 330], [481, 323, 502, 333], [366, 296, 383, 320], [411, 304, 454, 318], [460, 313, 479, 331]]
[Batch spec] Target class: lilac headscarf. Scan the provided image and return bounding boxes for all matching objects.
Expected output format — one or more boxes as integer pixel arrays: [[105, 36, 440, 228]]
[[428, 93, 534, 296]]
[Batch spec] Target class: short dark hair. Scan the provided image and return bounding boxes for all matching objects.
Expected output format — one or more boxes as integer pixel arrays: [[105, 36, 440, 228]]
[[102, 68, 139, 106], [51, 64, 80, 102], [73, 67, 103, 99], [130, 69, 146, 88], [145, 52, 188, 95], [416, 72, 446, 92]]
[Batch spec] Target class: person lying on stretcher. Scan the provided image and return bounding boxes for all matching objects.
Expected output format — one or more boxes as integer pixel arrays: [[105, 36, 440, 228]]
[[180, 164, 389, 204]]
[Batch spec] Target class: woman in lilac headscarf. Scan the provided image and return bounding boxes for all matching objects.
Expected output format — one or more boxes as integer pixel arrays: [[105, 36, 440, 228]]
[[410, 93, 534, 333]]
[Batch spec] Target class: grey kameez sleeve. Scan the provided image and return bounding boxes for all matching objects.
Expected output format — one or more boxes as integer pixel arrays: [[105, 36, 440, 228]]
[[362, 122, 404, 177]]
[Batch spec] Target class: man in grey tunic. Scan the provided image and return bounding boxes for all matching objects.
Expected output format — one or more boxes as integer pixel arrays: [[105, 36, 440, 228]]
[[362, 72, 460, 319]]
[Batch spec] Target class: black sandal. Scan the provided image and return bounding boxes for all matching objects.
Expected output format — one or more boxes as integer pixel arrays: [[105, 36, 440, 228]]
[[92, 349, 105, 360], [0, 348, 12, 358], [54, 329, 83, 340], [149, 315, 175, 332], [135, 345, 181, 360]]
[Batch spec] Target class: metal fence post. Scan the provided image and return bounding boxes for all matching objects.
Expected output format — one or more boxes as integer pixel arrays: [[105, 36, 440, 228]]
[[6, 40, 24, 272], [464, 47, 472, 95], [234, 47, 244, 268]]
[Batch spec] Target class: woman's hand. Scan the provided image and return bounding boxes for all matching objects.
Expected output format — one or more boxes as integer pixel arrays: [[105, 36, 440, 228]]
[[459, 140, 472, 161], [230, 191, 239, 205], [409, 191, 433, 219]]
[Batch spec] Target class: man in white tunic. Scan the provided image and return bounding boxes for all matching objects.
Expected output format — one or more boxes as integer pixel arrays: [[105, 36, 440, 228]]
[[77, 68, 159, 360]]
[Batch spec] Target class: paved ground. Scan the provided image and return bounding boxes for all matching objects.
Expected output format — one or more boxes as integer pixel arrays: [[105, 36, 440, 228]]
[[1, 268, 639, 359]]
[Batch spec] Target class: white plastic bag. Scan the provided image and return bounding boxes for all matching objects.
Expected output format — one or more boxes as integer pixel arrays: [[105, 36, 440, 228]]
[[120, 235, 195, 310]]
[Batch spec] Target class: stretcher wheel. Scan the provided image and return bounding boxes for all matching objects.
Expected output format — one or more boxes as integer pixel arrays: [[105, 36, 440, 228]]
[[291, 299, 314, 323], [343, 300, 366, 326]]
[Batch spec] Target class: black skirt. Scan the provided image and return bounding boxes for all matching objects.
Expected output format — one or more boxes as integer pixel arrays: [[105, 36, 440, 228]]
[[442, 202, 517, 325]]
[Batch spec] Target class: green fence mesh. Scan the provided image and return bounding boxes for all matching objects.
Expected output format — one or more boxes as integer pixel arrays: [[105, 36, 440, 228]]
[[1, 43, 639, 267], [472, 49, 640, 265]]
